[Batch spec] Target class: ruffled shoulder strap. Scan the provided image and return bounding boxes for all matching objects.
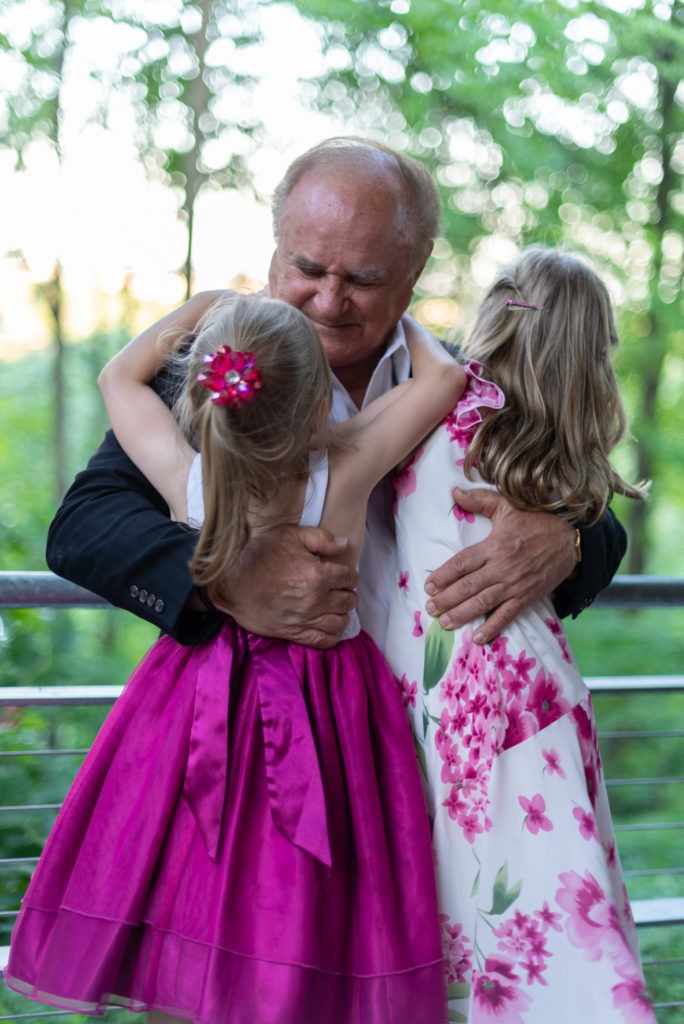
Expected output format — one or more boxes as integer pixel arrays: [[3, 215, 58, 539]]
[[444, 361, 505, 450]]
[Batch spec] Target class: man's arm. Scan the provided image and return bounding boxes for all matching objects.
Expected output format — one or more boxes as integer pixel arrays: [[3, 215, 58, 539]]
[[553, 507, 626, 618], [423, 488, 626, 645], [46, 429, 221, 645], [47, 430, 359, 648]]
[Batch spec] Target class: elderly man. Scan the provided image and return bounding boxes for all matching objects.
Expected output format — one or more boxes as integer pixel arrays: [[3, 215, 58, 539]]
[[46, 137, 624, 649]]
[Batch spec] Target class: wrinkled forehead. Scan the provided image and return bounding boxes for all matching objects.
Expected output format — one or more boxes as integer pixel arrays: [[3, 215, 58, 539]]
[[278, 166, 412, 259]]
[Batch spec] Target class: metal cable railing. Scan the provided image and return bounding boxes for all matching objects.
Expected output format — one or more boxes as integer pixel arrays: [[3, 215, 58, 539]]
[[1, 571, 683, 1021]]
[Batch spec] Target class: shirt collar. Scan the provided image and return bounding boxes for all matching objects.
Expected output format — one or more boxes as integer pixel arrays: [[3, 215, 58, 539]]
[[330, 321, 410, 423]]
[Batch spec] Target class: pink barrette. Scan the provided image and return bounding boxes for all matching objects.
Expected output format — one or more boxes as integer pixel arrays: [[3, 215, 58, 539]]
[[197, 345, 263, 408], [506, 298, 545, 312]]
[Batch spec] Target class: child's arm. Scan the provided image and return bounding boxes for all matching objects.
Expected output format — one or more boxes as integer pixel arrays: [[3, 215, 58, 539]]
[[333, 315, 466, 488], [98, 290, 226, 521]]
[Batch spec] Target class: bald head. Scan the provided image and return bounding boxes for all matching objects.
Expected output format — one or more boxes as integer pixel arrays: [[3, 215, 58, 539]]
[[272, 136, 441, 276]]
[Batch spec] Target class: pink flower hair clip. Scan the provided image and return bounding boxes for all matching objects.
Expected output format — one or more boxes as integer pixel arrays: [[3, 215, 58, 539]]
[[197, 345, 263, 408], [506, 298, 546, 312]]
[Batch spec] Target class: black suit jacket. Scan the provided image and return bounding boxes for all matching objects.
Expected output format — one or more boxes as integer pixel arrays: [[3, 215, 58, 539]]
[[47, 427, 221, 644]]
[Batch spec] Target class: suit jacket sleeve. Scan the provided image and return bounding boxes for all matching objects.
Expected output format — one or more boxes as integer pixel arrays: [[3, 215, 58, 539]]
[[551, 507, 626, 619], [46, 428, 222, 645]]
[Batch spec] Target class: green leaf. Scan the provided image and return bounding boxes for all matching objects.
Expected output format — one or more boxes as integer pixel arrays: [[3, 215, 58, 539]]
[[423, 618, 455, 692], [447, 982, 471, 1000], [413, 732, 428, 784], [487, 863, 523, 916]]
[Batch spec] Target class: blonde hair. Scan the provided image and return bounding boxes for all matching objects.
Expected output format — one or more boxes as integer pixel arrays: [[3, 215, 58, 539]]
[[172, 295, 332, 588], [460, 247, 647, 526]]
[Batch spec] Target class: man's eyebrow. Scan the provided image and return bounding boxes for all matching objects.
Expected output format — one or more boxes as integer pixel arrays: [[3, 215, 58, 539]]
[[293, 256, 324, 273], [346, 268, 387, 285], [293, 255, 387, 285]]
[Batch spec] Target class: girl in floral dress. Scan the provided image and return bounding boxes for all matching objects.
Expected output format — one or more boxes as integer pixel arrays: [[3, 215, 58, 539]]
[[6, 293, 466, 1024], [385, 247, 655, 1024]]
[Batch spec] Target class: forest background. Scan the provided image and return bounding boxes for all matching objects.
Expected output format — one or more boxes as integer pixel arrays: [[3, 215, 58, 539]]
[[1, 0, 683, 1020]]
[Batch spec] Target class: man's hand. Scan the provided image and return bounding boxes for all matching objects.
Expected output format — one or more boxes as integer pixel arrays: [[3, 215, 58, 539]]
[[206, 525, 358, 649], [424, 487, 577, 645]]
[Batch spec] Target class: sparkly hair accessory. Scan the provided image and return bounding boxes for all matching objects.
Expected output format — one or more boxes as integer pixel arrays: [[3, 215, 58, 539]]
[[506, 298, 545, 312], [197, 345, 263, 408]]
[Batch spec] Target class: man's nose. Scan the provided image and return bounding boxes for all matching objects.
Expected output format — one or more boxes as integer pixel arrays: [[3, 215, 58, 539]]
[[312, 277, 348, 317]]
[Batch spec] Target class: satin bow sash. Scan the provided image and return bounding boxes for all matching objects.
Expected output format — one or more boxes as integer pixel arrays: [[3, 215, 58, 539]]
[[182, 626, 332, 868]]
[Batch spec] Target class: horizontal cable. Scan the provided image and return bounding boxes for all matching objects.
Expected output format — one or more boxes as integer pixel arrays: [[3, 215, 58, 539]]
[[614, 821, 684, 832], [0, 749, 88, 758], [0, 1014, 78, 1021], [588, 675, 684, 692], [625, 866, 684, 877], [0, 571, 109, 609], [2, 573, 683, 610], [0, 685, 121, 707], [599, 730, 684, 739], [606, 776, 684, 787], [0, 804, 61, 813]]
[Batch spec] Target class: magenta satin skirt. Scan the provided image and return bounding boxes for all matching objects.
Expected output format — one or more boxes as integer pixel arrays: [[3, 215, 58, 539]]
[[5, 623, 445, 1023]]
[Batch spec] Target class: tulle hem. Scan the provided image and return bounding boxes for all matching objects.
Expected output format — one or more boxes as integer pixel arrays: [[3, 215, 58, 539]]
[[5, 962, 446, 1024], [6, 907, 447, 1024]]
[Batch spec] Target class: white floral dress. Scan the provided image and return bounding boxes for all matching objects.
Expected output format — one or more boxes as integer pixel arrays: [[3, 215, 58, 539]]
[[384, 364, 656, 1024]]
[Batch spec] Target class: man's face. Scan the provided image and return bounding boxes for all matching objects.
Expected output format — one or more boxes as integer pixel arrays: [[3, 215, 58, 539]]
[[268, 167, 423, 397]]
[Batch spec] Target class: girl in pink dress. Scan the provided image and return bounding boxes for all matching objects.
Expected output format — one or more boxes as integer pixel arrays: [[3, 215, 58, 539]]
[[6, 293, 465, 1024], [385, 247, 654, 1023]]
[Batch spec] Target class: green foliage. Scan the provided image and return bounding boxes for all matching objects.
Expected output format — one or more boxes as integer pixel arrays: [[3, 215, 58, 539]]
[[0, 340, 155, 954], [289, 0, 684, 572], [549, 607, 684, 1013]]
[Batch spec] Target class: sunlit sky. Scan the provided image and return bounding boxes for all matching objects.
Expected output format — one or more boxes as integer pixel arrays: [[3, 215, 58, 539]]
[[0, 0, 672, 360], [0, 4, 349, 359]]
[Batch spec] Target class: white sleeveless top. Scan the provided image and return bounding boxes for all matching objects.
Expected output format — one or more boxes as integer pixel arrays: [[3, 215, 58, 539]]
[[187, 452, 360, 641]]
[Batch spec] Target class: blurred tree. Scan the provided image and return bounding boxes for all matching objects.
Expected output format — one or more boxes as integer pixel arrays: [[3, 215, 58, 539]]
[[0, 0, 268, 498], [107, 0, 264, 298], [0, 0, 267, 304], [0, 0, 77, 502], [291, 0, 684, 570]]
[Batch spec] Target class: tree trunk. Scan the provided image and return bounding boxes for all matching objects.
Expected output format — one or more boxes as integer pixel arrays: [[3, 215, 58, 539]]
[[182, 0, 212, 298]]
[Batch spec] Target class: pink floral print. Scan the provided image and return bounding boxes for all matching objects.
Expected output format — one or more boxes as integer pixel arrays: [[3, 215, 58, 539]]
[[392, 446, 424, 511], [397, 673, 417, 710], [440, 913, 473, 985], [519, 794, 553, 835], [472, 956, 533, 1022]]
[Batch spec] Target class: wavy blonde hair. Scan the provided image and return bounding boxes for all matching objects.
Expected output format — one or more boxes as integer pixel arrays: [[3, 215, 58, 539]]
[[460, 247, 647, 525], [171, 294, 332, 588]]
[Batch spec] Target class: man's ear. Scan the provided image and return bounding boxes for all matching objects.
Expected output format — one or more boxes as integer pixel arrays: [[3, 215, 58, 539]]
[[410, 241, 433, 288], [266, 249, 278, 294]]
